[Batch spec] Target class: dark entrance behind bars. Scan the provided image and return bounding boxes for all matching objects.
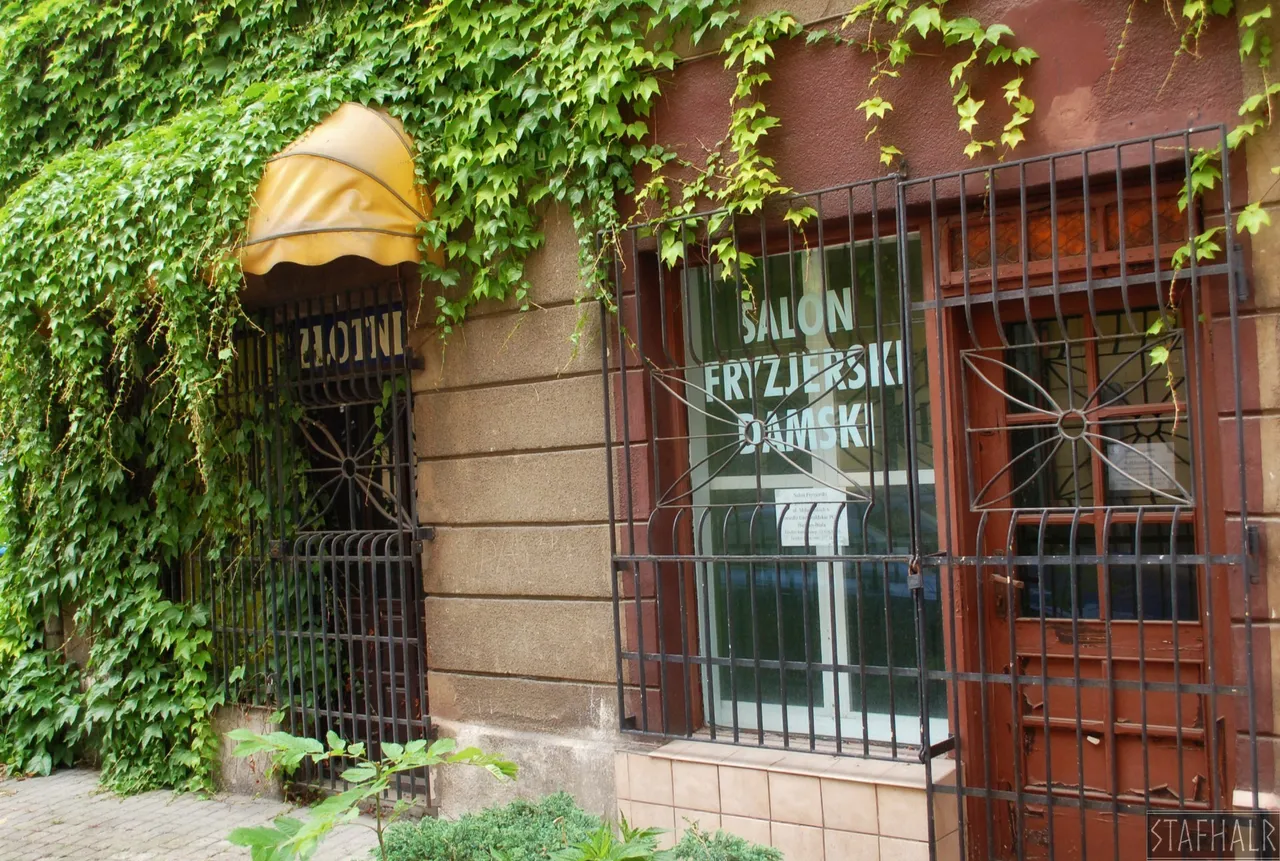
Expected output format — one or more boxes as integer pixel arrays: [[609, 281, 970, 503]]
[[602, 126, 1262, 860], [186, 278, 432, 802]]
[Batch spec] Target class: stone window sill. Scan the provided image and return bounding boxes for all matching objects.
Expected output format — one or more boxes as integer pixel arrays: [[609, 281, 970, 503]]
[[647, 738, 957, 790]]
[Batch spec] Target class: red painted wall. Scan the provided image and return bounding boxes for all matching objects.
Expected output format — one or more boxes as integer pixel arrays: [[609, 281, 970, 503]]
[[645, 1, 1243, 193]]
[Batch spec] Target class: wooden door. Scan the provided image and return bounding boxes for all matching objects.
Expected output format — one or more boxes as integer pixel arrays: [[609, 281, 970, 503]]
[[958, 293, 1233, 860]]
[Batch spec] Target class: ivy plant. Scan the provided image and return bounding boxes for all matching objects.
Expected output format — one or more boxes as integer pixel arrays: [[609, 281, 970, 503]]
[[803, 0, 1038, 164], [227, 728, 516, 861], [0, 0, 747, 792]]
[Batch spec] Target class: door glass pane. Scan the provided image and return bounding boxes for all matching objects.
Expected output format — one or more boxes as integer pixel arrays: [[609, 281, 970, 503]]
[[1017, 523, 1100, 619], [1000, 316, 1096, 509], [1107, 521, 1198, 621], [1003, 317, 1089, 413], [1099, 417, 1193, 506], [1009, 428, 1095, 508], [1093, 309, 1186, 410]]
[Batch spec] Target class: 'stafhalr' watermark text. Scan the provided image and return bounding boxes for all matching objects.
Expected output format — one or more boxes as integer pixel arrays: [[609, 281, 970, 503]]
[[1148, 811, 1280, 860]]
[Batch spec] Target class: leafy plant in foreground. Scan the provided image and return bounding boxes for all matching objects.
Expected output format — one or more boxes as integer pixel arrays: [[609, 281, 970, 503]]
[[549, 819, 784, 861], [226, 728, 517, 861], [382, 792, 598, 861], [380, 794, 781, 861], [673, 825, 781, 861], [551, 818, 671, 861]]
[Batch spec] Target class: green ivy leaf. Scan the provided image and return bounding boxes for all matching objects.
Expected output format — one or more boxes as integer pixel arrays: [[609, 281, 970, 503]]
[[859, 96, 894, 120], [227, 825, 289, 849], [1242, 6, 1272, 28], [340, 765, 377, 784], [986, 45, 1012, 64], [964, 139, 994, 158], [984, 23, 1014, 45], [1011, 46, 1039, 65], [904, 5, 943, 38], [783, 205, 817, 227], [957, 96, 985, 133], [1237, 201, 1272, 235]]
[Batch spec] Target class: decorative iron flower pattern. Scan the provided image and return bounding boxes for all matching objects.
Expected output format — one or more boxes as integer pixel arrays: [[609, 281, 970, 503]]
[[646, 354, 875, 507], [297, 403, 414, 531], [962, 328, 1192, 511]]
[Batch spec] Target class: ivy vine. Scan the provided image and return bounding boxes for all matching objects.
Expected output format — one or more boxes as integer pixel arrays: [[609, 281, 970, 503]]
[[0, 0, 741, 792], [804, 0, 1038, 164]]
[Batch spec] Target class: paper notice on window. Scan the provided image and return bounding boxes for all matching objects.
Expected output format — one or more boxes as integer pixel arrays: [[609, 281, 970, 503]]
[[775, 487, 850, 548], [1106, 440, 1177, 493]]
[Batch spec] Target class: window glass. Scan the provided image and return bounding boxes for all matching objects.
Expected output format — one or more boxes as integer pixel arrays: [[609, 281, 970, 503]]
[[1003, 317, 1089, 413], [684, 235, 945, 745]]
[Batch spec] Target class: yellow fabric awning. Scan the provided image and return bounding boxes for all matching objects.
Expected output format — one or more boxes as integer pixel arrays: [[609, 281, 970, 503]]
[[240, 102, 440, 275]]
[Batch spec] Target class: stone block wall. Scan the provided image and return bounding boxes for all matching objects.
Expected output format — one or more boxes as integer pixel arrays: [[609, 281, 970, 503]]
[[213, 705, 281, 799], [1236, 4, 1280, 804], [408, 205, 620, 817]]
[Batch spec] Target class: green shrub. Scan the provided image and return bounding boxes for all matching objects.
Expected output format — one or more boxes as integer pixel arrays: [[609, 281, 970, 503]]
[[381, 795, 782, 861], [383, 794, 598, 861], [673, 825, 782, 861]]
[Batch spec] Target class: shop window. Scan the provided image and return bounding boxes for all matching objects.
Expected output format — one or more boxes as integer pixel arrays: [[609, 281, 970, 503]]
[[679, 234, 946, 745]]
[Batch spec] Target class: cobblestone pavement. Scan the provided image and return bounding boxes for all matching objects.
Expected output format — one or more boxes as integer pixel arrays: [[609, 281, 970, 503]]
[[0, 769, 381, 861]]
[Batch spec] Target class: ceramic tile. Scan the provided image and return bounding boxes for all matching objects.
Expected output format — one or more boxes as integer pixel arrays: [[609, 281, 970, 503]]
[[615, 751, 631, 801], [876, 784, 929, 841], [629, 753, 674, 806], [935, 830, 961, 861], [674, 808, 721, 842], [872, 760, 930, 789], [825, 828, 881, 860], [879, 836, 930, 861], [723, 746, 787, 767], [770, 749, 840, 777], [720, 814, 772, 847], [771, 822, 825, 860], [654, 739, 733, 764], [768, 771, 824, 827], [820, 777, 878, 833], [718, 765, 770, 819], [630, 800, 676, 847], [672, 760, 720, 812], [932, 787, 960, 838], [822, 756, 895, 783]]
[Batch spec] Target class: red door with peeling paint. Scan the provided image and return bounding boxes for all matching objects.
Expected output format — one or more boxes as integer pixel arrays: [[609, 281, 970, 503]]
[[957, 288, 1234, 860]]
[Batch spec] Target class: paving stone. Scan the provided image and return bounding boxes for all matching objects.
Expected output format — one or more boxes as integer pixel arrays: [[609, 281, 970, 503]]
[[0, 770, 380, 860]]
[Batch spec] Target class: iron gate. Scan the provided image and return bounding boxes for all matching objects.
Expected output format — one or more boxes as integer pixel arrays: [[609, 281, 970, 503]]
[[603, 126, 1262, 860], [192, 279, 431, 801]]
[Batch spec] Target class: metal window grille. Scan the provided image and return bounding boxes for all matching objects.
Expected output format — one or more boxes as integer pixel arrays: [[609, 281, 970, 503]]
[[601, 126, 1261, 860], [185, 279, 431, 802]]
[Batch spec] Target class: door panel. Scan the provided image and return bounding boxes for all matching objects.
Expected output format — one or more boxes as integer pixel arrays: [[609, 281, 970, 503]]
[[961, 297, 1224, 859]]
